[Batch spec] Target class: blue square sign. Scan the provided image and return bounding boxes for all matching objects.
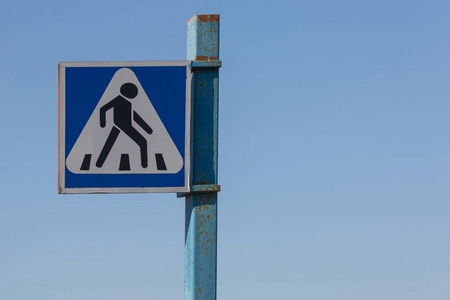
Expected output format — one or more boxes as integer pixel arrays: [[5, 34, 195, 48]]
[[59, 61, 191, 194]]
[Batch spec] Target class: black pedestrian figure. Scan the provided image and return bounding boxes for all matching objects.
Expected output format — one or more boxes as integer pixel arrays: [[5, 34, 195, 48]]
[[96, 83, 153, 168]]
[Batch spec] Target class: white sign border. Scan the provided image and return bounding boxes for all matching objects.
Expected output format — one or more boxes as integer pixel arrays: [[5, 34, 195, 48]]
[[59, 61, 192, 194]]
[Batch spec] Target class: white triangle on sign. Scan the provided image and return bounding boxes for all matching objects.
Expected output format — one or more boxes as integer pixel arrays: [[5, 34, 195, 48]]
[[66, 68, 184, 174]]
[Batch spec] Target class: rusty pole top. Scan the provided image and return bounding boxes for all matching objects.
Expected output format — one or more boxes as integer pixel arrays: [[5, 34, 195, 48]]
[[187, 15, 220, 61]]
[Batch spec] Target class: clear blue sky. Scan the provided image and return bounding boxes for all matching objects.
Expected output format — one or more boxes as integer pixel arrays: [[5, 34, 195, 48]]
[[1, 0, 450, 299]]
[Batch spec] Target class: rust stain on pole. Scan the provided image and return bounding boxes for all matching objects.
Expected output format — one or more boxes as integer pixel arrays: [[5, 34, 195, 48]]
[[188, 15, 220, 24], [195, 56, 219, 61]]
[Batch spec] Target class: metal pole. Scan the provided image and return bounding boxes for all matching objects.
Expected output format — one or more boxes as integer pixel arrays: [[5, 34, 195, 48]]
[[180, 14, 221, 300]]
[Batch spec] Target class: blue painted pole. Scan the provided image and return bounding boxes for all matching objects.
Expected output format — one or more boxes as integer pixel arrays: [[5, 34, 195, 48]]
[[182, 15, 221, 300]]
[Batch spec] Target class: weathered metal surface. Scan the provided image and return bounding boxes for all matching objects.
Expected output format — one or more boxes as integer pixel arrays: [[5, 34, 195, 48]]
[[191, 69, 219, 185], [177, 185, 221, 198], [185, 193, 218, 300], [191, 60, 222, 68], [185, 14, 220, 300], [191, 185, 220, 192], [187, 15, 220, 61]]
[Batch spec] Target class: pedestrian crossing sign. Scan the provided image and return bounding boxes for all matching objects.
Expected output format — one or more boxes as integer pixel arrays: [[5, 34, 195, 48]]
[[59, 61, 191, 194]]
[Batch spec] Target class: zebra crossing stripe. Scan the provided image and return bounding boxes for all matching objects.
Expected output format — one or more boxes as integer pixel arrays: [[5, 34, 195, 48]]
[[155, 154, 167, 170], [80, 154, 92, 171], [119, 154, 131, 171]]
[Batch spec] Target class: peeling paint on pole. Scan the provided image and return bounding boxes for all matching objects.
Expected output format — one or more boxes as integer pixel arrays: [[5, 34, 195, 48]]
[[184, 14, 221, 300], [187, 15, 220, 62]]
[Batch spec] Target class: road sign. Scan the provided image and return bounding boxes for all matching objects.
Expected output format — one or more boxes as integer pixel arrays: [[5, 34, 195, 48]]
[[59, 61, 191, 194]]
